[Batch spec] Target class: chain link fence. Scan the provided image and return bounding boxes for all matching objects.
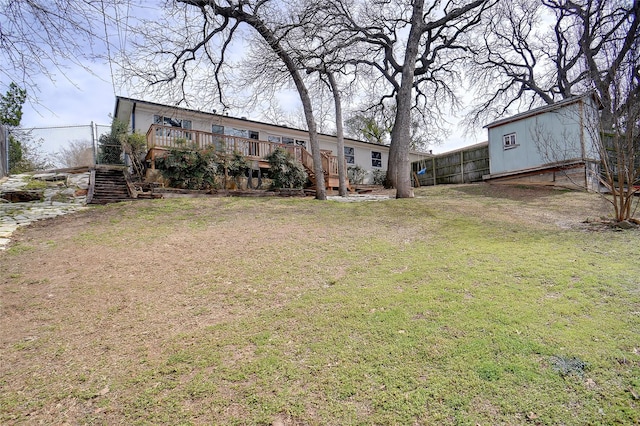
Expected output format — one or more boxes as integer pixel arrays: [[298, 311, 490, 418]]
[[23, 123, 112, 168]]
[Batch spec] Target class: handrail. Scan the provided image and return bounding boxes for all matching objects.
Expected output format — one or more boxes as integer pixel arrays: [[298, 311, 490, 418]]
[[146, 124, 345, 184]]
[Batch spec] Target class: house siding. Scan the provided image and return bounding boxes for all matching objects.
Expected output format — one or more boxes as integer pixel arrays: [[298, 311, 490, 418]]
[[115, 97, 397, 184]]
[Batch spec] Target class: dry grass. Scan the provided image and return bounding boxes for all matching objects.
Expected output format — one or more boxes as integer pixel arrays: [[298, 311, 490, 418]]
[[1, 184, 638, 425]]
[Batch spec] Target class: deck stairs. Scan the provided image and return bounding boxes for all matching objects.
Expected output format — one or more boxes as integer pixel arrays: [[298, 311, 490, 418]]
[[88, 167, 132, 204]]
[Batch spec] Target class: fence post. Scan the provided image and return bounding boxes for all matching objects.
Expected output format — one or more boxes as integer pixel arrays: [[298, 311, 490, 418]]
[[91, 121, 97, 165], [432, 156, 436, 186]]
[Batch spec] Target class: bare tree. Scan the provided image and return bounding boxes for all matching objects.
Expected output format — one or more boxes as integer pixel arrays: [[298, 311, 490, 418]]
[[470, 0, 639, 221], [124, 0, 331, 199], [54, 139, 95, 168], [467, 0, 639, 127], [326, 0, 495, 197], [0, 1, 125, 96]]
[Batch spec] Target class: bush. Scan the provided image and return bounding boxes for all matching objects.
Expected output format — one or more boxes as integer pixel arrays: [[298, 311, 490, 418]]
[[97, 118, 127, 165], [226, 152, 250, 180], [156, 148, 220, 190], [264, 148, 307, 189], [347, 165, 366, 184], [372, 169, 386, 185]]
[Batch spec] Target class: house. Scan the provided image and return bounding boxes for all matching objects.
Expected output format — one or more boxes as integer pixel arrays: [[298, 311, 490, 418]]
[[483, 93, 602, 191], [114, 96, 419, 186]]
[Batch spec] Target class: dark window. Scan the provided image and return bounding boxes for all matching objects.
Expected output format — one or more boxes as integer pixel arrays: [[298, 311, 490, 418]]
[[503, 133, 517, 149], [371, 151, 382, 168], [345, 147, 355, 164]]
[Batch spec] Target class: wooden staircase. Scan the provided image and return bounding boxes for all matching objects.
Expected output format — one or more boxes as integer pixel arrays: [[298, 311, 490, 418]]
[[88, 166, 132, 204]]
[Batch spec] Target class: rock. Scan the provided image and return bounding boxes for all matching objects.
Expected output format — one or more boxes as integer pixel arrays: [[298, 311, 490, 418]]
[[75, 189, 88, 196], [0, 237, 10, 246], [1, 190, 44, 202], [616, 220, 635, 230], [33, 173, 67, 182]]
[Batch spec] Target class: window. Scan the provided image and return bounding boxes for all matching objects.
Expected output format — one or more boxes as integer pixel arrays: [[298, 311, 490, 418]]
[[282, 137, 295, 144], [267, 135, 281, 143], [295, 139, 307, 148], [154, 115, 191, 139], [249, 130, 259, 140], [371, 151, 382, 168], [212, 124, 224, 134], [503, 133, 517, 149], [345, 146, 355, 164]]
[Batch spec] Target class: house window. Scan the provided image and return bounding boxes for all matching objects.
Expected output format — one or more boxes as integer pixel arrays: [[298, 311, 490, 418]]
[[268, 135, 281, 143], [282, 137, 295, 144], [503, 133, 517, 149], [345, 146, 355, 164], [212, 124, 224, 134], [154, 115, 192, 139], [249, 130, 259, 140], [371, 151, 382, 168], [295, 139, 307, 148]]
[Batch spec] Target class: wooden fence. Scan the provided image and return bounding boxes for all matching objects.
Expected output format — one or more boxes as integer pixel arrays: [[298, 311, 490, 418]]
[[412, 142, 489, 186]]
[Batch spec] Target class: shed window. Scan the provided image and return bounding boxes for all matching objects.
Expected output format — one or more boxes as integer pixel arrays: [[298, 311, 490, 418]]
[[371, 151, 382, 168], [503, 133, 517, 149], [345, 146, 355, 164]]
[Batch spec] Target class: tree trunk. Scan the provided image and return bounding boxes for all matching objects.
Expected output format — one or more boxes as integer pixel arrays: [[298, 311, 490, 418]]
[[387, 0, 424, 198], [243, 14, 327, 200], [327, 71, 348, 196]]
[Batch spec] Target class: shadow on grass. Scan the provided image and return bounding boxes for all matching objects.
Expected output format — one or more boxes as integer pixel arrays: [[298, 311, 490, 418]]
[[446, 183, 572, 201]]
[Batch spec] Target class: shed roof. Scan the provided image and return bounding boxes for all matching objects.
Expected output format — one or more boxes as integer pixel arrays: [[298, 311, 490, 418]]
[[484, 92, 601, 129]]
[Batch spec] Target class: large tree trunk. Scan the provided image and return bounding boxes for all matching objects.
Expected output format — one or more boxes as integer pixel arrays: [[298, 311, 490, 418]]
[[327, 71, 348, 196], [243, 13, 327, 200], [387, 0, 424, 198]]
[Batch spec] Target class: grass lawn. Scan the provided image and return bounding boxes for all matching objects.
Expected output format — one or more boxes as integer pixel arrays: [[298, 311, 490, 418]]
[[1, 184, 639, 425]]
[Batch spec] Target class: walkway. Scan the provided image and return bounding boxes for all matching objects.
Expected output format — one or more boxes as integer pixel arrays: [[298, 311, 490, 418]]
[[0, 173, 89, 250]]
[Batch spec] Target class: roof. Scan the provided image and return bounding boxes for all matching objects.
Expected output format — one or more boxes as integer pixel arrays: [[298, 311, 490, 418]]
[[114, 96, 401, 150], [484, 92, 602, 129]]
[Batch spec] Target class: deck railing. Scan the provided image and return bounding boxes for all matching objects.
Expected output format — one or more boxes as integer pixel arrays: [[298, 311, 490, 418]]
[[146, 124, 343, 185], [147, 124, 310, 161]]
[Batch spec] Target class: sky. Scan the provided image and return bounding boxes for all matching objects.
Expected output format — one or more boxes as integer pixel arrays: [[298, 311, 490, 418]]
[[10, 2, 485, 158], [19, 61, 116, 155], [17, 58, 483, 156]]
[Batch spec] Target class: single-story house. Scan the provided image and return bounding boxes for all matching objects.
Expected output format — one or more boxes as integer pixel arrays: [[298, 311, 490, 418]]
[[114, 96, 422, 186], [483, 93, 602, 191]]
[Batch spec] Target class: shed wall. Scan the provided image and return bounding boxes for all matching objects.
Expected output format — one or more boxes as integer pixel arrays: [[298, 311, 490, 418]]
[[488, 102, 586, 175]]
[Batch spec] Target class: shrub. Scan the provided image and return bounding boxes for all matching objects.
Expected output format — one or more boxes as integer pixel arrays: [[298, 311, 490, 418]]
[[97, 118, 127, 165], [372, 169, 386, 185], [156, 148, 220, 190], [264, 148, 307, 189], [347, 165, 366, 184], [226, 152, 250, 180]]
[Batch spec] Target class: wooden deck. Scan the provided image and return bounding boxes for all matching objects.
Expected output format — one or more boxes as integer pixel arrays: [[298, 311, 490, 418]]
[[145, 124, 343, 189]]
